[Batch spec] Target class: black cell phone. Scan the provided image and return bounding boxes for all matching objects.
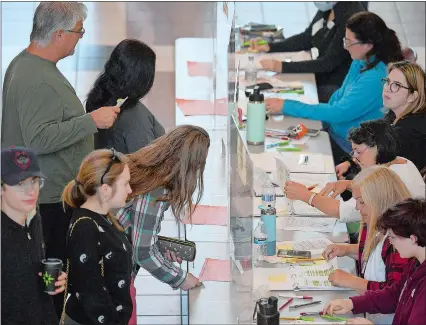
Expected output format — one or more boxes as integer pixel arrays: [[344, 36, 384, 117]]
[[245, 83, 273, 97], [277, 249, 312, 259]]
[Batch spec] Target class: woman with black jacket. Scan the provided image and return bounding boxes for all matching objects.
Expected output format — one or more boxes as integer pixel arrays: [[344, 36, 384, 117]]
[[250, 1, 365, 102], [336, 61, 426, 178]]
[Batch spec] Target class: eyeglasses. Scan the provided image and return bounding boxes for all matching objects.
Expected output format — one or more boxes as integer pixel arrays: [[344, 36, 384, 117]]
[[65, 27, 85, 37], [100, 148, 119, 185], [350, 147, 369, 158], [381, 78, 413, 93], [343, 37, 362, 48], [12, 177, 45, 192]]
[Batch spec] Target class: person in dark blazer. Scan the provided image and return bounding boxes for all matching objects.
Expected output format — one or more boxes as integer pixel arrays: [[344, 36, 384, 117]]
[[250, 2, 365, 103], [86, 39, 165, 154]]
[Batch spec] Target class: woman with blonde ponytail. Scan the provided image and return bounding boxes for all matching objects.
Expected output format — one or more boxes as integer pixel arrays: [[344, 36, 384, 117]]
[[322, 166, 412, 324], [61, 148, 133, 325]]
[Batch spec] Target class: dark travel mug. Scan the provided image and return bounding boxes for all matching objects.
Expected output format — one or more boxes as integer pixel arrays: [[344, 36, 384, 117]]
[[41, 258, 63, 293]]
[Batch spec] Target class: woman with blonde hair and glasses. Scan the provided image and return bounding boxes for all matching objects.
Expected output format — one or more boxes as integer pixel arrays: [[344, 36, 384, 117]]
[[336, 60, 426, 175], [61, 149, 133, 325], [322, 166, 412, 324], [116, 125, 210, 323]]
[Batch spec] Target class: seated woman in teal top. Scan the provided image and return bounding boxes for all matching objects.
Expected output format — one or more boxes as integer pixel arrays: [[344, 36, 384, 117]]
[[265, 12, 404, 162]]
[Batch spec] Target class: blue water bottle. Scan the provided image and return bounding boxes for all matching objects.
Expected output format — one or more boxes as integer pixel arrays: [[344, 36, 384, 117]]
[[261, 182, 276, 256]]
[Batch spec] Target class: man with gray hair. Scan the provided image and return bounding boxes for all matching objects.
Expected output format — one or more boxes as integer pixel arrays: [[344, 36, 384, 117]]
[[2, 2, 119, 317]]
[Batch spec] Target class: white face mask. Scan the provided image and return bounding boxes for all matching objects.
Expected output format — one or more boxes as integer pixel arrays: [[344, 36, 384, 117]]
[[314, 2, 335, 12]]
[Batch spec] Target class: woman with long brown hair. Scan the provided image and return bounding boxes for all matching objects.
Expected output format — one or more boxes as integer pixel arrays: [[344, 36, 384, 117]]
[[61, 149, 133, 325], [116, 125, 210, 320]]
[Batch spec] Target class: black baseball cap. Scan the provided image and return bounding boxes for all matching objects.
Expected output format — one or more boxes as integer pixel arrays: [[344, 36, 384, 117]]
[[1, 147, 46, 186]]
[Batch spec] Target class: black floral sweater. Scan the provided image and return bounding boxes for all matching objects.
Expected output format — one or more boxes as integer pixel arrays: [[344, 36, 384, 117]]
[[65, 208, 133, 324]]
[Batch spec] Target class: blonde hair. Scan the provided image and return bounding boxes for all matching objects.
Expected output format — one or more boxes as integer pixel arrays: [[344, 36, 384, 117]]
[[387, 61, 426, 123], [352, 166, 411, 262], [62, 149, 129, 231]]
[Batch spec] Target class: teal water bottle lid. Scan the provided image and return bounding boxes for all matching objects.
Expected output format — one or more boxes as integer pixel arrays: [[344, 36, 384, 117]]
[[249, 86, 264, 102]]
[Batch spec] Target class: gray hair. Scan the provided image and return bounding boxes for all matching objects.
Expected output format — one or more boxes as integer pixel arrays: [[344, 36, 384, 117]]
[[30, 2, 87, 47]]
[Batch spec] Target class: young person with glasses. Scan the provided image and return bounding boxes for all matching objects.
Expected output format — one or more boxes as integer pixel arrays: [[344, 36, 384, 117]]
[[264, 12, 404, 164], [61, 149, 133, 325], [116, 125, 210, 323], [284, 119, 425, 241], [1, 147, 67, 325], [323, 198, 426, 325], [336, 61, 426, 174], [322, 166, 411, 324]]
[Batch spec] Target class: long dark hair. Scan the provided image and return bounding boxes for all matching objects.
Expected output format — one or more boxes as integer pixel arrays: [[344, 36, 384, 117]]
[[347, 12, 403, 71], [86, 39, 156, 112], [127, 125, 210, 222]]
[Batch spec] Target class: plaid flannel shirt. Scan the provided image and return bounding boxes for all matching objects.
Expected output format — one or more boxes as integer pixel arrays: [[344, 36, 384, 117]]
[[116, 188, 187, 289], [358, 225, 411, 291]]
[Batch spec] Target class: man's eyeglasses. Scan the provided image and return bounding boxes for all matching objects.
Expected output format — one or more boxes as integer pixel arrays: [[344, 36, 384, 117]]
[[381, 78, 413, 93], [343, 37, 362, 48], [65, 27, 85, 37], [10, 177, 45, 192], [101, 148, 119, 185]]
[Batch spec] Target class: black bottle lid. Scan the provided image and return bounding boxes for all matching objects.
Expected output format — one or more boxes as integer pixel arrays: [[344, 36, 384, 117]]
[[268, 296, 278, 312], [249, 86, 264, 102]]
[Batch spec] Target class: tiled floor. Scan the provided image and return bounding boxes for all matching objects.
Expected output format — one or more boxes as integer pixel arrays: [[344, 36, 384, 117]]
[[1, 2, 425, 324]]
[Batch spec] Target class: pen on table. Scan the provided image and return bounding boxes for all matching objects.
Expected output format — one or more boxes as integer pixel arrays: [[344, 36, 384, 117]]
[[278, 297, 293, 311], [289, 300, 321, 309], [321, 314, 348, 321], [300, 311, 322, 316], [280, 316, 314, 321], [279, 295, 313, 300], [276, 146, 302, 152], [266, 141, 289, 149], [266, 134, 290, 140], [307, 183, 319, 191]]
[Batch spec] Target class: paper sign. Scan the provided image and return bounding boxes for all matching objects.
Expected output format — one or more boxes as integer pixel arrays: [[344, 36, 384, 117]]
[[183, 205, 227, 225], [187, 61, 213, 77], [199, 258, 231, 282], [176, 98, 228, 116]]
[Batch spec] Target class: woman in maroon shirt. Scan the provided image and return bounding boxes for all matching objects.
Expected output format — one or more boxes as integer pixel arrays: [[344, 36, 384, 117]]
[[323, 198, 426, 325]]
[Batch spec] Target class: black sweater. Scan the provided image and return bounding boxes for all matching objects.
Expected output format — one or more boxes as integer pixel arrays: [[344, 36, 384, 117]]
[[65, 208, 132, 325], [269, 2, 365, 93], [1, 211, 58, 325], [386, 111, 426, 171], [94, 101, 165, 154]]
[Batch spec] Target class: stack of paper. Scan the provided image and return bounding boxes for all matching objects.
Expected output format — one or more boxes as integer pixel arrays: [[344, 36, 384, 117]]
[[254, 262, 351, 291], [276, 216, 337, 233]]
